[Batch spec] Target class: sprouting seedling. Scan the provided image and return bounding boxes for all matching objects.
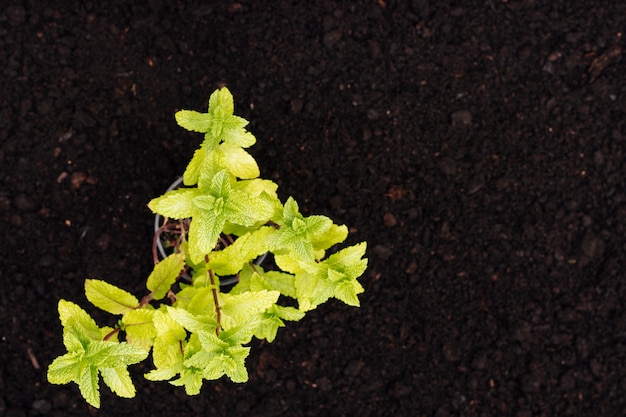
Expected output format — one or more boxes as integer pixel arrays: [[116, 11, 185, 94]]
[[47, 87, 368, 408]]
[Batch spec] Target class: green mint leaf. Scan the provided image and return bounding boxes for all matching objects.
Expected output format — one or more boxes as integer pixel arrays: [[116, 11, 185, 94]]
[[311, 223, 349, 253], [58, 300, 101, 342], [62, 328, 84, 352], [220, 118, 256, 148], [175, 110, 212, 133], [87, 340, 148, 369], [186, 287, 219, 317], [166, 306, 218, 334], [217, 322, 258, 346], [220, 290, 280, 332], [48, 352, 85, 385], [85, 279, 139, 315], [100, 367, 136, 398], [187, 210, 223, 264], [146, 253, 186, 300], [255, 305, 305, 342], [273, 304, 306, 322], [217, 346, 250, 383], [209, 87, 234, 115], [182, 146, 206, 186], [250, 269, 297, 299], [185, 330, 250, 383], [151, 310, 187, 369], [295, 242, 368, 310], [207, 226, 273, 276], [122, 308, 156, 352], [333, 279, 365, 307], [144, 363, 183, 382], [235, 178, 279, 200], [295, 271, 335, 311], [274, 252, 307, 275], [49, 299, 148, 408], [324, 241, 368, 274], [184, 170, 274, 264], [268, 198, 333, 261], [206, 88, 256, 149], [170, 367, 205, 395], [282, 197, 300, 222], [218, 142, 259, 179], [148, 188, 197, 219], [76, 364, 100, 408]]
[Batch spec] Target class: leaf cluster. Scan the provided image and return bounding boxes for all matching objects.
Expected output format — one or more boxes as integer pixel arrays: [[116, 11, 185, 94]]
[[48, 87, 368, 407]]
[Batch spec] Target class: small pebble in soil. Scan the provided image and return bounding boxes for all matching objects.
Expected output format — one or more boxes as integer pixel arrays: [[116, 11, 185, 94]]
[[372, 244, 393, 260], [438, 157, 456, 175], [13, 194, 37, 212], [95, 233, 111, 252], [383, 212, 398, 227], [450, 109, 472, 127], [31, 399, 51, 415], [466, 173, 485, 194]]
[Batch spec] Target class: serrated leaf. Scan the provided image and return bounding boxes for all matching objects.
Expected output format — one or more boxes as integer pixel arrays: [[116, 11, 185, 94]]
[[218, 322, 259, 346], [219, 142, 259, 179], [62, 328, 85, 352], [220, 290, 280, 331], [225, 190, 275, 226], [274, 253, 308, 275], [255, 305, 305, 342], [186, 331, 250, 383], [183, 146, 206, 186], [100, 367, 136, 398], [221, 347, 250, 382], [235, 178, 278, 198], [210, 87, 234, 113], [166, 306, 218, 334], [196, 330, 229, 352], [250, 270, 297, 299], [89, 341, 148, 369], [295, 271, 334, 312], [207, 227, 273, 276], [85, 279, 139, 315], [147, 253, 185, 300], [77, 365, 100, 408], [122, 309, 156, 351], [221, 121, 256, 148], [144, 363, 182, 382], [186, 287, 219, 317], [274, 305, 306, 322], [47, 352, 85, 385], [333, 279, 364, 307], [148, 188, 197, 219], [268, 199, 333, 261], [151, 310, 187, 369], [58, 300, 101, 341], [170, 367, 204, 395], [282, 197, 299, 222], [311, 223, 348, 253], [324, 242, 368, 278], [175, 110, 212, 133]]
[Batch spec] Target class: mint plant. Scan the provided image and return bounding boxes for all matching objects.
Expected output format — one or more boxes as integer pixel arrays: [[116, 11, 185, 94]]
[[47, 87, 368, 408]]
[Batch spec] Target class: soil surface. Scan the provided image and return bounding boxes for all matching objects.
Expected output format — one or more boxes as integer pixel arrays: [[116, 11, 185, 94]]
[[1, 1, 626, 416]]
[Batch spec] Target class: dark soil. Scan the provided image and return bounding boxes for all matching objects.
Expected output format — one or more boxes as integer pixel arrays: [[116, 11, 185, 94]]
[[1, 1, 626, 416]]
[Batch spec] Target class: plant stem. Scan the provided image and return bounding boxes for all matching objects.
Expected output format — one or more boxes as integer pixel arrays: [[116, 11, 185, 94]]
[[103, 327, 121, 341], [206, 260, 221, 335]]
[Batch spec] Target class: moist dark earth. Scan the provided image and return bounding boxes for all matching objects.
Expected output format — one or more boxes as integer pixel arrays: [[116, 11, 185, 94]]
[[1, 1, 626, 416]]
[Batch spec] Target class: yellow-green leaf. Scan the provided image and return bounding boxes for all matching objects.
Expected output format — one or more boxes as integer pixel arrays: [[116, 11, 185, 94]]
[[85, 280, 139, 315], [147, 253, 185, 300]]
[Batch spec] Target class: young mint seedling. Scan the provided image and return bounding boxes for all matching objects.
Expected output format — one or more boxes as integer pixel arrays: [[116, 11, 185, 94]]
[[48, 87, 368, 408]]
